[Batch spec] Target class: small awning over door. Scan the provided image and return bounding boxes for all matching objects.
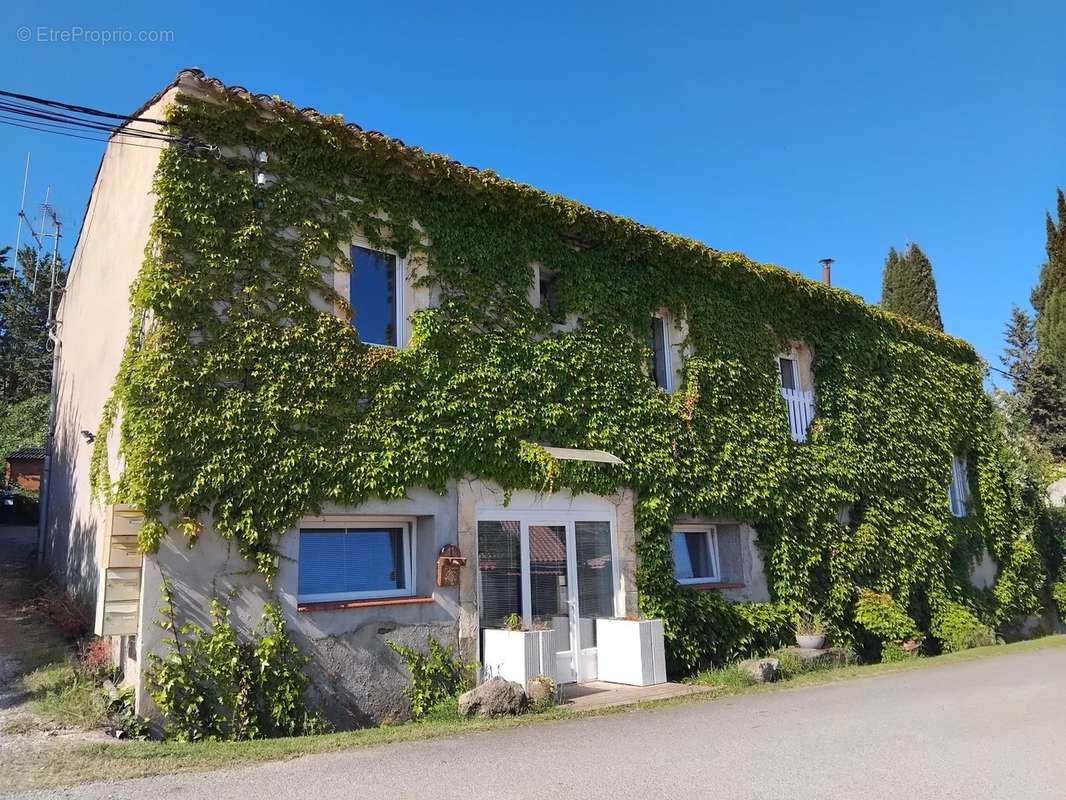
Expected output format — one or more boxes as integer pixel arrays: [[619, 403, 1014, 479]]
[[541, 446, 624, 466]]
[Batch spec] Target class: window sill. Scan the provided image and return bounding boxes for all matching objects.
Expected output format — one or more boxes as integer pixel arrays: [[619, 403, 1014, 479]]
[[684, 581, 745, 591], [297, 595, 435, 612]]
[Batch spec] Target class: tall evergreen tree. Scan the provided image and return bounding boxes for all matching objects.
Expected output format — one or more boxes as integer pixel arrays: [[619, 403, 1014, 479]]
[[1032, 189, 1066, 377], [880, 242, 944, 330], [1000, 306, 1066, 459]]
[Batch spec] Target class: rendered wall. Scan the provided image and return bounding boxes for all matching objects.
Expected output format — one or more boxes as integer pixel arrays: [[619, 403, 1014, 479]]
[[137, 488, 461, 728], [44, 89, 177, 611]]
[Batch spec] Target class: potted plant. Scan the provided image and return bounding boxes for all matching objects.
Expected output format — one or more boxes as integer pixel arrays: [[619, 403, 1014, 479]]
[[794, 610, 827, 649], [481, 614, 554, 688]]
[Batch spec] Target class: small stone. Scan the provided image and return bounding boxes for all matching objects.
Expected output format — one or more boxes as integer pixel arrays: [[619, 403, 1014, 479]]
[[458, 676, 528, 718], [740, 657, 779, 683]]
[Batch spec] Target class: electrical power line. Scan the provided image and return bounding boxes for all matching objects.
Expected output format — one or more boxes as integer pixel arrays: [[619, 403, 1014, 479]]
[[0, 116, 172, 150], [0, 88, 170, 126], [0, 87, 202, 150]]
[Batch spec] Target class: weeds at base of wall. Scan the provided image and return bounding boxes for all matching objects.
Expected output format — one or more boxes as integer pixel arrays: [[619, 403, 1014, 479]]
[[18, 639, 150, 738]]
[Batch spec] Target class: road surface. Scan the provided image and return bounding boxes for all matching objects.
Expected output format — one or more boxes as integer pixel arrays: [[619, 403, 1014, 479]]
[[11, 644, 1066, 799]]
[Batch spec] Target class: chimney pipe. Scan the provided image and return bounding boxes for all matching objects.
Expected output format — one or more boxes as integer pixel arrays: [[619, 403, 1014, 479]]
[[819, 258, 835, 286]]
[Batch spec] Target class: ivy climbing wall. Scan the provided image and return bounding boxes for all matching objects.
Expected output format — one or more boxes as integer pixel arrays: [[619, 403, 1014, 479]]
[[91, 73, 1046, 673]]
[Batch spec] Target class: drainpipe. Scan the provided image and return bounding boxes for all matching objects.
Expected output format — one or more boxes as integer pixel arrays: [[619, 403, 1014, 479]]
[[819, 258, 835, 287]]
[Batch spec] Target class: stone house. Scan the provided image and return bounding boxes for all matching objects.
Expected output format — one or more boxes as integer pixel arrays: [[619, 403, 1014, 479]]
[[42, 69, 1001, 727]]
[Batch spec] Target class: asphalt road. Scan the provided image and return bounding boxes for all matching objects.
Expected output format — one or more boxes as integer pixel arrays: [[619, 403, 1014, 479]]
[[14, 644, 1066, 800]]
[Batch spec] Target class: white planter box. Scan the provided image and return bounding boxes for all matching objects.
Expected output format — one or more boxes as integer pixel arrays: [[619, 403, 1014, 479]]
[[594, 618, 667, 686], [481, 629, 553, 688]]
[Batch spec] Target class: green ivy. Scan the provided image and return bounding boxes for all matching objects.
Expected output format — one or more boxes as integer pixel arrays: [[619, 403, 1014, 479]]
[[93, 82, 1048, 674]]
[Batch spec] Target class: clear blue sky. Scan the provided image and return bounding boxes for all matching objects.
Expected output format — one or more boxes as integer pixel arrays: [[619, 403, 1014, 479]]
[[2, 1, 1063, 374]]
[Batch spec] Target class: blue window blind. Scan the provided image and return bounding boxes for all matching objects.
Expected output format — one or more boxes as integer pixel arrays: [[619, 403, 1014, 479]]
[[351, 245, 398, 346], [298, 527, 408, 599]]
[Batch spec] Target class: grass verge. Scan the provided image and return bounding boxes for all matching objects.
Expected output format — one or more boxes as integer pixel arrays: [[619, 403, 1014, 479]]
[[2, 633, 1064, 793]]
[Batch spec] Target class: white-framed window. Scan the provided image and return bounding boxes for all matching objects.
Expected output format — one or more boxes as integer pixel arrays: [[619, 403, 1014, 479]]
[[672, 524, 720, 584], [777, 354, 799, 391], [948, 453, 970, 518], [297, 519, 415, 602], [649, 314, 671, 391], [350, 241, 405, 347]]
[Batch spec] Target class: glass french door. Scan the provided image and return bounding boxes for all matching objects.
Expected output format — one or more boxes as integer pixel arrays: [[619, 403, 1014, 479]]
[[478, 514, 617, 684]]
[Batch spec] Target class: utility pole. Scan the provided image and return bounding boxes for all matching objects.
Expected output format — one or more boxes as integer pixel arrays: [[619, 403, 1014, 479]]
[[36, 204, 62, 565]]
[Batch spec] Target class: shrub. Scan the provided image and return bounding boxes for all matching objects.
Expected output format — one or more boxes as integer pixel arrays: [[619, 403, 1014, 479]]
[[1052, 581, 1066, 618], [731, 602, 795, 658], [855, 589, 920, 642], [33, 582, 90, 639], [78, 637, 119, 684], [146, 588, 327, 741], [879, 641, 913, 663], [931, 602, 997, 652], [387, 637, 474, 720]]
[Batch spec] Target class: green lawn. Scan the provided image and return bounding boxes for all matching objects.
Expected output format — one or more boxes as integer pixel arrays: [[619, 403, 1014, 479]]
[[2, 634, 1064, 793]]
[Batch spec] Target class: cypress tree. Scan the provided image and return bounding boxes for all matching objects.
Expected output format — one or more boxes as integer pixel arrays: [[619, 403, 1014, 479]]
[[880, 242, 944, 330], [1032, 189, 1066, 377]]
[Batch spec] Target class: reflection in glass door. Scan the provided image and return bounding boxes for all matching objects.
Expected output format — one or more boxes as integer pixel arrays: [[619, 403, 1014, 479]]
[[574, 521, 615, 678], [528, 525, 574, 684]]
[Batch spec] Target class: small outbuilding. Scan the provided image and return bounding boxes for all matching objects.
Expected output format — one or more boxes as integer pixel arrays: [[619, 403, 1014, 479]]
[[6, 446, 45, 493]]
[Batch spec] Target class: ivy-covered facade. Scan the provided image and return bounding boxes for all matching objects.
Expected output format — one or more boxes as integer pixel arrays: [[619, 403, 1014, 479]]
[[46, 70, 1048, 726]]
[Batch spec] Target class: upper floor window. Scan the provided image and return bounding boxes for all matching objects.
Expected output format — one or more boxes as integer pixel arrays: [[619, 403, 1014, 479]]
[[650, 315, 671, 391], [778, 348, 815, 442], [351, 245, 401, 346], [538, 269, 565, 324], [298, 522, 414, 602], [948, 453, 970, 517], [778, 354, 798, 391]]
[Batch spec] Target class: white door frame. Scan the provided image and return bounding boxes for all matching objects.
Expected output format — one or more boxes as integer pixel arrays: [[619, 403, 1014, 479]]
[[476, 503, 620, 683]]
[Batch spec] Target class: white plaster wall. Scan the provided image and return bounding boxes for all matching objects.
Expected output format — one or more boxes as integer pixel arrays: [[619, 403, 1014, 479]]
[[44, 89, 178, 610]]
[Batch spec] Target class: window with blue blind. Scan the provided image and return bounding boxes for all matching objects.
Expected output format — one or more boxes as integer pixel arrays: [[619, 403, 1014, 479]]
[[350, 245, 400, 346], [298, 525, 413, 602]]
